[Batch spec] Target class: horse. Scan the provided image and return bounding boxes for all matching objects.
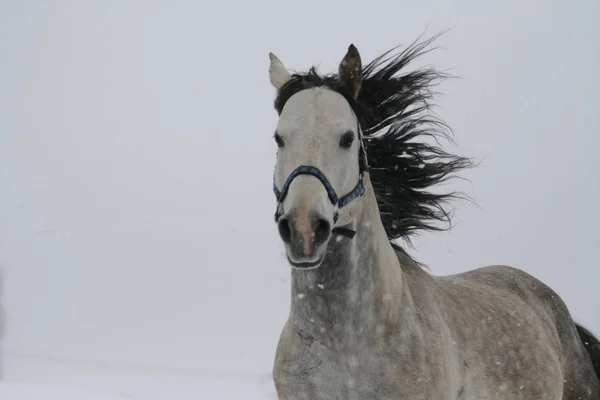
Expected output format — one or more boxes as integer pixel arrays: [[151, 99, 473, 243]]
[[266, 35, 600, 400]]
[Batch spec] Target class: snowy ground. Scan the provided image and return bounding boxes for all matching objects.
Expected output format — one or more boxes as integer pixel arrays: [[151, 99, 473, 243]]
[[0, 380, 275, 400], [0, 382, 130, 400], [1, 355, 277, 399], [0, 379, 275, 400]]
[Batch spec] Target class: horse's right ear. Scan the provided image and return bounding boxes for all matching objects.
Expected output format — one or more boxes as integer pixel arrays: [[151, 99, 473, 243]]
[[269, 53, 292, 90]]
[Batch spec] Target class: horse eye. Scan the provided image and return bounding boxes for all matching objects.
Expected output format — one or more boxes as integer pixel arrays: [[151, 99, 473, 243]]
[[274, 132, 284, 148], [339, 131, 355, 149]]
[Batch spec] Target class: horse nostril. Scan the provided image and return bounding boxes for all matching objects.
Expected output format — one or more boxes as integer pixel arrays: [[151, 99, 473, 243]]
[[313, 217, 331, 245], [278, 217, 292, 244]]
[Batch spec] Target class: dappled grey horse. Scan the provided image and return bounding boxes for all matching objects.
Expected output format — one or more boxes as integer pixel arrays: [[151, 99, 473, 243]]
[[267, 36, 600, 399]]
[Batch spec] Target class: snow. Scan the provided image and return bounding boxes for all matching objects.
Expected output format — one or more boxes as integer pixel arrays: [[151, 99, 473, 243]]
[[0, 377, 276, 400], [0, 355, 277, 399], [0, 382, 130, 400], [1, 0, 599, 398]]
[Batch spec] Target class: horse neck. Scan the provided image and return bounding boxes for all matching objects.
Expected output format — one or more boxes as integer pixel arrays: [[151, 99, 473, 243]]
[[289, 175, 406, 339]]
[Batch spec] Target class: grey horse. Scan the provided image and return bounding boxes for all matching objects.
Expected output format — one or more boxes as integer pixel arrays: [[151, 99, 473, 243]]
[[267, 36, 600, 399]]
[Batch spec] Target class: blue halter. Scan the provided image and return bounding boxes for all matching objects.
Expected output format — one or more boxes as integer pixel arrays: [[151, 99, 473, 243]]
[[273, 142, 368, 239]]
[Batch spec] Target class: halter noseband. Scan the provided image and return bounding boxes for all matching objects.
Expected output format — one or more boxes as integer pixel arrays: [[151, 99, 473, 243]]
[[273, 133, 368, 239]]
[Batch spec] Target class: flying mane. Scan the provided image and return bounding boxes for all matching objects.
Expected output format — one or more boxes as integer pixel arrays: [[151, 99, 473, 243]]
[[273, 35, 473, 253]]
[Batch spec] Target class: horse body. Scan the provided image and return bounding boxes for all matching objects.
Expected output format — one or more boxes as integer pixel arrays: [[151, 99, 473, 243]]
[[274, 178, 596, 399], [267, 37, 600, 399], [442, 265, 597, 399]]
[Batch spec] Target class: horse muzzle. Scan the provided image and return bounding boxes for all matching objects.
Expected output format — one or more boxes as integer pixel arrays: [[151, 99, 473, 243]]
[[277, 210, 331, 268]]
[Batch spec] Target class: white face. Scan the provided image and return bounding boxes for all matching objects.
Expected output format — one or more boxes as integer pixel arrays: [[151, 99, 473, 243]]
[[273, 87, 362, 268]]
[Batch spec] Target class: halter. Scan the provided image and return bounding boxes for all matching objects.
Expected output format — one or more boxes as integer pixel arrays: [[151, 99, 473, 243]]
[[273, 132, 369, 239]]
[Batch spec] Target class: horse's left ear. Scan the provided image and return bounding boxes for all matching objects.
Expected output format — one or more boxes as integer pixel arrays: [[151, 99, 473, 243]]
[[338, 44, 363, 99]]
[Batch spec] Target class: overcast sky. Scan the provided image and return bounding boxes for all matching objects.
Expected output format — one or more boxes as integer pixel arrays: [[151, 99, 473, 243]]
[[1, 1, 599, 398]]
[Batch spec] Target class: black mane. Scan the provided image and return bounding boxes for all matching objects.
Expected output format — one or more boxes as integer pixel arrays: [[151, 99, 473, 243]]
[[274, 35, 472, 249]]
